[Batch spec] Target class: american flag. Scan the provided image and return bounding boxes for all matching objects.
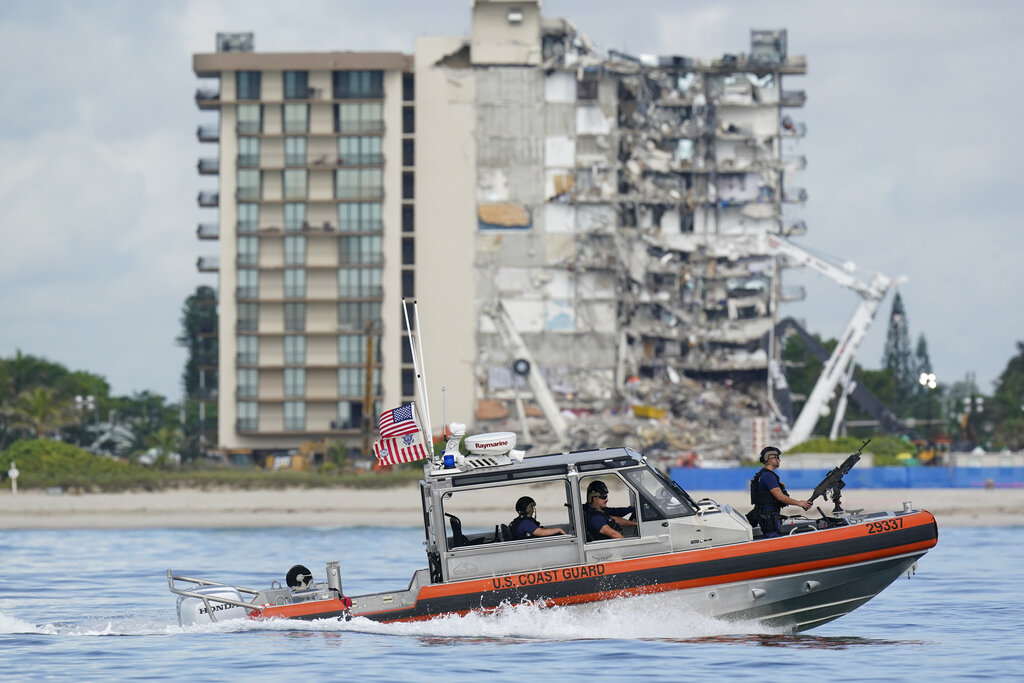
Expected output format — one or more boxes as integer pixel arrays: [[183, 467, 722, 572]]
[[378, 403, 419, 438], [373, 429, 431, 465]]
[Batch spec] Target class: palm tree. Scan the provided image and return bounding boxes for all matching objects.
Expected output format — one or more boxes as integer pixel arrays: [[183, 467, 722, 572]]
[[9, 387, 74, 438], [145, 426, 183, 468]]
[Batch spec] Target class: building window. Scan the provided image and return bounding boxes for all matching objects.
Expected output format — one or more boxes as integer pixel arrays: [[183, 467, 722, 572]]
[[284, 302, 306, 331], [236, 336, 258, 365], [402, 204, 414, 232], [337, 202, 381, 232], [338, 268, 382, 297], [284, 235, 306, 264], [402, 106, 414, 134], [284, 335, 305, 365], [336, 401, 362, 430], [577, 79, 598, 101], [283, 103, 309, 133], [237, 401, 258, 431], [339, 235, 382, 265], [284, 203, 306, 231], [237, 103, 262, 133], [236, 71, 261, 100], [237, 236, 259, 266], [338, 302, 380, 330], [402, 368, 416, 398], [335, 168, 383, 200], [284, 368, 306, 397], [337, 368, 361, 396], [402, 171, 414, 199], [238, 302, 259, 332], [402, 139, 414, 167], [284, 268, 306, 298], [238, 368, 258, 397], [285, 137, 307, 167], [335, 102, 383, 133], [237, 169, 260, 200], [238, 203, 259, 233], [237, 335, 258, 365], [402, 237, 414, 265], [238, 137, 260, 167], [337, 136, 382, 166], [332, 70, 383, 99], [284, 401, 305, 430], [283, 169, 307, 199], [402, 73, 414, 102], [283, 71, 309, 99], [237, 268, 259, 299], [402, 270, 414, 298], [338, 335, 367, 364]]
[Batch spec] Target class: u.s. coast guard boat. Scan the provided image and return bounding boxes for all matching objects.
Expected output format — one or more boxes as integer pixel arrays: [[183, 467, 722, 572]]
[[168, 432, 937, 632]]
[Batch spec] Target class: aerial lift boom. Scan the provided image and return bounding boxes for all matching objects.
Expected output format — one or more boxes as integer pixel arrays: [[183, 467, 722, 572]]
[[760, 235, 900, 450], [482, 300, 570, 450]]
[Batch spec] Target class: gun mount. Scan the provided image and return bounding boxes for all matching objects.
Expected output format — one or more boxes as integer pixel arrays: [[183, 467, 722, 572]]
[[808, 439, 870, 513]]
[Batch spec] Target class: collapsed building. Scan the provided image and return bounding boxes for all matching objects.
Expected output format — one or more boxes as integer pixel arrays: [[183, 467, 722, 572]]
[[457, 3, 808, 457]]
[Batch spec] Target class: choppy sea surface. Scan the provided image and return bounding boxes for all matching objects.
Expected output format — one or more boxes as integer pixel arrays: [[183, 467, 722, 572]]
[[1, 525, 1021, 681]]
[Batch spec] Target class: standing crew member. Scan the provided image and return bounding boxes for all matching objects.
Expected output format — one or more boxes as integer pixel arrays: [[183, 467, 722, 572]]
[[750, 446, 811, 538]]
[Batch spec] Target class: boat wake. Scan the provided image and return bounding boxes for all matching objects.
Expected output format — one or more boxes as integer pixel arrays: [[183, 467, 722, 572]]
[[0, 593, 773, 641]]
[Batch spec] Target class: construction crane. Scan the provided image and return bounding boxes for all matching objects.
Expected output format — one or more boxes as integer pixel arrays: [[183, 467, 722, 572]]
[[759, 234, 901, 450], [481, 300, 570, 450]]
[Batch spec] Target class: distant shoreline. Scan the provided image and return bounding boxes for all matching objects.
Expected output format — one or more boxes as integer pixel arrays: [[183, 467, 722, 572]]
[[0, 486, 1020, 530]]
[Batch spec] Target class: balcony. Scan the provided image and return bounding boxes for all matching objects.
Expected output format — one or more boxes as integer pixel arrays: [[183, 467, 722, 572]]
[[197, 158, 219, 175], [195, 352, 218, 368], [197, 223, 219, 240], [195, 387, 218, 400], [198, 191, 219, 207], [780, 90, 807, 107], [780, 285, 806, 302], [197, 256, 220, 272], [782, 188, 808, 203], [195, 88, 221, 109], [197, 125, 219, 143]]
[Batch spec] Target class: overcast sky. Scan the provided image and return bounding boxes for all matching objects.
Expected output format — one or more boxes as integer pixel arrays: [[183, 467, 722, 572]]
[[1, 0, 1021, 401]]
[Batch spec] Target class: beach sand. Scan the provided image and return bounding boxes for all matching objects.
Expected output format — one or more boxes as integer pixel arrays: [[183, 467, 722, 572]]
[[0, 485, 1021, 530]]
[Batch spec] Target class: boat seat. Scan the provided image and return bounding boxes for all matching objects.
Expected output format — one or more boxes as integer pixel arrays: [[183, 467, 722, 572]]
[[445, 513, 470, 548]]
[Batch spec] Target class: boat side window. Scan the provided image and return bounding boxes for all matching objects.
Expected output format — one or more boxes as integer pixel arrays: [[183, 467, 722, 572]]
[[440, 479, 575, 550], [623, 467, 696, 520], [579, 474, 639, 541]]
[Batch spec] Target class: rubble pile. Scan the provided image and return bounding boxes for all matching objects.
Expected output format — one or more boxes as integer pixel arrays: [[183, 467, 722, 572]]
[[480, 374, 769, 467]]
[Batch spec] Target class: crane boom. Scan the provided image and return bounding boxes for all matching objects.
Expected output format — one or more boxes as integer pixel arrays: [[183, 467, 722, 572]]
[[482, 300, 569, 449], [759, 235, 900, 449]]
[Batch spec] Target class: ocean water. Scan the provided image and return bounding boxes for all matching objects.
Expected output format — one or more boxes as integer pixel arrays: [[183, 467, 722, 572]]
[[0, 525, 1021, 682]]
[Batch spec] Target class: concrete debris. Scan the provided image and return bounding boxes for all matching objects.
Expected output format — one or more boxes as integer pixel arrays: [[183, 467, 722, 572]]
[[478, 374, 771, 467]]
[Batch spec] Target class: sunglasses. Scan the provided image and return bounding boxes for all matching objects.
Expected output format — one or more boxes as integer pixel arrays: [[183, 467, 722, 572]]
[[596, 494, 608, 500]]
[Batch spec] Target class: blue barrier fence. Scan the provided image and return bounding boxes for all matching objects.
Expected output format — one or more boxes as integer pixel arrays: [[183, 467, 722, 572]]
[[669, 466, 1024, 491]]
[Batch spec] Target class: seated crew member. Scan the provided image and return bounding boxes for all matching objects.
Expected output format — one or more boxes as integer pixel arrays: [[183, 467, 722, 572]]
[[509, 496, 567, 540], [750, 446, 812, 538], [583, 480, 637, 540]]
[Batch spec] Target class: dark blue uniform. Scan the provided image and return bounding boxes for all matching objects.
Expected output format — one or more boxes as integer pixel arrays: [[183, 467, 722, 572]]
[[584, 504, 635, 541], [750, 468, 786, 538], [509, 516, 540, 539]]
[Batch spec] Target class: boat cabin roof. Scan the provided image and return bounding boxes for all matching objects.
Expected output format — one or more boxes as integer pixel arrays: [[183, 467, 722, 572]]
[[423, 447, 646, 490]]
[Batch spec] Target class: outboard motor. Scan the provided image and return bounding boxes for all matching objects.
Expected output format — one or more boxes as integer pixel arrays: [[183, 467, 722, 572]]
[[176, 585, 247, 625]]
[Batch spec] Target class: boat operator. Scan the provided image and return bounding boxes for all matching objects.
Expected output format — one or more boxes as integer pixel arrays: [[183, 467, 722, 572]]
[[509, 496, 568, 539], [750, 446, 812, 538], [584, 480, 638, 540]]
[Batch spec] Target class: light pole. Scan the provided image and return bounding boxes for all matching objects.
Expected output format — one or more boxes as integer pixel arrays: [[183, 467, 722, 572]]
[[74, 395, 96, 447], [918, 373, 937, 456]]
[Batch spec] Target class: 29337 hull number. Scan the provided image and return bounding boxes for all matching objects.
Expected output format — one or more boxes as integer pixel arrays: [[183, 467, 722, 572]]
[[866, 517, 904, 534]]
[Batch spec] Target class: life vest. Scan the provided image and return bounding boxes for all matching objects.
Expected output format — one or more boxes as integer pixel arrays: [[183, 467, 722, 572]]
[[749, 467, 788, 507]]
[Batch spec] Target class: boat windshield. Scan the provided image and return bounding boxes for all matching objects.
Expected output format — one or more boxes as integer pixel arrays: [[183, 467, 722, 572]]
[[623, 466, 697, 519]]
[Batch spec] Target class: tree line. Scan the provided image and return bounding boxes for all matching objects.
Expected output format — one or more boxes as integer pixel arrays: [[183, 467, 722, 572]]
[[783, 291, 1024, 451]]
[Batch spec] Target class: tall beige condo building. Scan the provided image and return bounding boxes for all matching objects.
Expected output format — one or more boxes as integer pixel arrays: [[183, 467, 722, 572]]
[[192, 1, 806, 459]]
